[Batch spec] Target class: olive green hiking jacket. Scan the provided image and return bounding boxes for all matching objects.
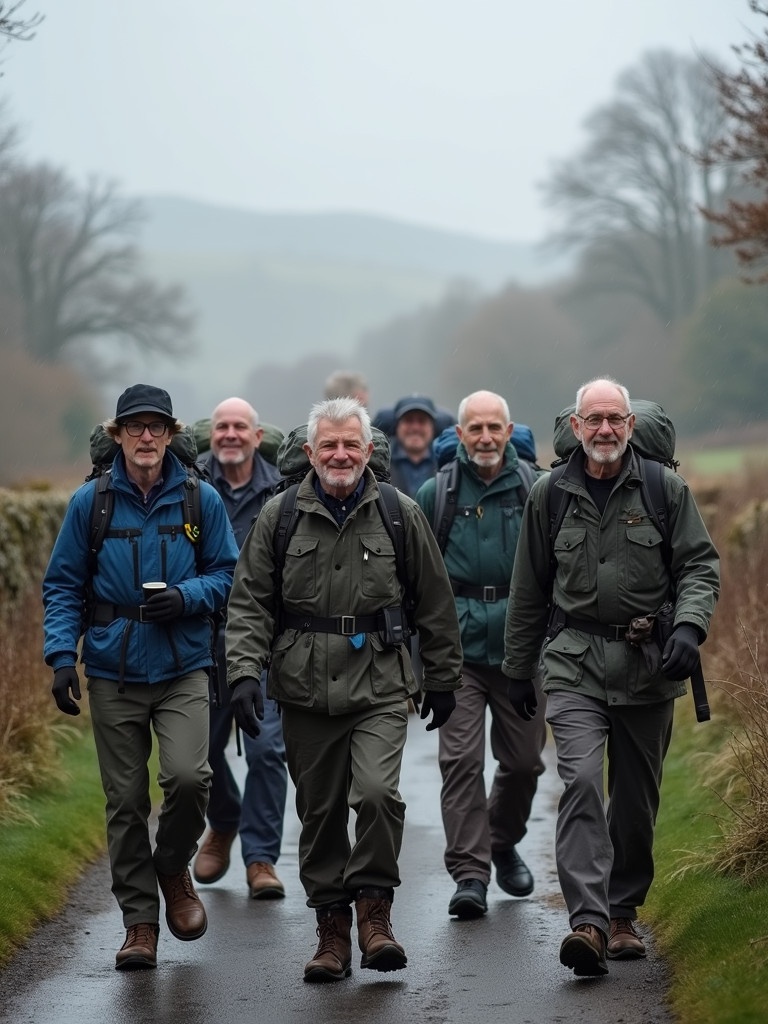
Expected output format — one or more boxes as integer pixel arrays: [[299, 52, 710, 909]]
[[502, 446, 720, 704], [226, 467, 463, 713]]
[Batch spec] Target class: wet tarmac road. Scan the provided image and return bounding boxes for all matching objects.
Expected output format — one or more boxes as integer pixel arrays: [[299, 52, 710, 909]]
[[0, 718, 673, 1024]]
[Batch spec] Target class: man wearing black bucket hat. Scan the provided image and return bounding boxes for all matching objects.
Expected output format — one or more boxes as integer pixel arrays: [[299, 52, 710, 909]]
[[43, 383, 238, 971]]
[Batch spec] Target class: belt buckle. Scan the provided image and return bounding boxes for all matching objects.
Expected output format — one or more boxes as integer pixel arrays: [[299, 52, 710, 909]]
[[482, 586, 497, 602], [340, 615, 355, 636], [610, 624, 625, 641], [139, 604, 149, 623]]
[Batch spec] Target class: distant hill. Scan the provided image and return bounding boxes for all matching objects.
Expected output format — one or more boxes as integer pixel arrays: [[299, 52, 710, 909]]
[[140, 196, 567, 288], [133, 196, 571, 418]]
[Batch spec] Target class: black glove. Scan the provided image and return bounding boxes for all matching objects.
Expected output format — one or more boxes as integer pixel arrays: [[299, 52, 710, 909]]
[[507, 678, 538, 721], [419, 690, 456, 731], [230, 676, 264, 739], [662, 624, 700, 681], [52, 666, 82, 716], [143, 587, 185, 623]]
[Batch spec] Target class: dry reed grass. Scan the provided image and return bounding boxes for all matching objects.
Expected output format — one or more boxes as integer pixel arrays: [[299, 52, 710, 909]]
[[685, 463, 768, 882]]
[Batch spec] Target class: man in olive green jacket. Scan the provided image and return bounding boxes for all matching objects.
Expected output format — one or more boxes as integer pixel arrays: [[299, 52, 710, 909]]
[[503, 377, 719, 978], [225, 397, 463, 984]]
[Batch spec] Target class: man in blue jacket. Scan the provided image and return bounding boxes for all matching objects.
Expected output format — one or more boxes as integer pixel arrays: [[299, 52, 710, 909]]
[[43, 384, 238, 971], [416, 390, 546, 919]]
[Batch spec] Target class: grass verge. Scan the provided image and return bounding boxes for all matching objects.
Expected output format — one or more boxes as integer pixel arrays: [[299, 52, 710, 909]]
[[645, 704, 768, 1023], [0, 728, 106, 965]]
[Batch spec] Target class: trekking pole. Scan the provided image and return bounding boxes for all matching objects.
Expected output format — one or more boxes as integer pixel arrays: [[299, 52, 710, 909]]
[[690, 662, 711, 723]]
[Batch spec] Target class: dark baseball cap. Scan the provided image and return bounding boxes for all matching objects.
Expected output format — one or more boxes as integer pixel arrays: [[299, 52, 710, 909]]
[[115, 384, 175, 421], [394, 394, 437, 421]]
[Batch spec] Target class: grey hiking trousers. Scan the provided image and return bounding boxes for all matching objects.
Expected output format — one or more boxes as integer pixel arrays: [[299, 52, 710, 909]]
[[546, 689, 674, 934]]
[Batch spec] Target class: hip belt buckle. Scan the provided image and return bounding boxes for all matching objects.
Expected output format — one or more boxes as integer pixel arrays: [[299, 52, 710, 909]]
[[340, 615, 356, 636], [482, 586, 499, 602], [608, 624, 627, 641]]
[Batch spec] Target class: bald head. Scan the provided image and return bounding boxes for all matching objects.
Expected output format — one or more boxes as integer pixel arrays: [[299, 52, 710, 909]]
[[210, 396, 263, 467]]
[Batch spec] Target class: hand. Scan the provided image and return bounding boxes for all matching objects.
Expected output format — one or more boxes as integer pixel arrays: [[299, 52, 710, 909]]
[[143, 587, 185, 623], [230, 676, 264, 738], [419, 690, 456, 731], [662, 624, 700, 681], [507, 678, 538, 721], [52, 666, 82, 716]]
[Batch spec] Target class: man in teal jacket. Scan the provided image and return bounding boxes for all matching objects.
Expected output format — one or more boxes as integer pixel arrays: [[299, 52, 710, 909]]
[[416, 390, 546, 920], [503, 377, 720, 977], [43, 384, 238, 971]]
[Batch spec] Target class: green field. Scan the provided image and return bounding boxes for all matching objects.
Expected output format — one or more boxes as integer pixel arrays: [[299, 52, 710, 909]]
[[679, 443, 768, 477]]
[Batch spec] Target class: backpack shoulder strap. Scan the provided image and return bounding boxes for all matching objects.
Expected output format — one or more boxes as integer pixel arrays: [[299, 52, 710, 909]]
[[515, 458, 536, 507], [432, 459, 460, 554], [546, 463, 570, 595], [638, 458, 671, 569], [376, 481, 415, 631], [182, 473, 204, 573], [273, 483, 301, 571], [271, 483, 302, 634], [87, 472, 114, 578]]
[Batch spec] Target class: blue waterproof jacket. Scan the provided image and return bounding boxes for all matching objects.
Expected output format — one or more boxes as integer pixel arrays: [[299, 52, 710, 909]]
[[43, 450, 238, 684]]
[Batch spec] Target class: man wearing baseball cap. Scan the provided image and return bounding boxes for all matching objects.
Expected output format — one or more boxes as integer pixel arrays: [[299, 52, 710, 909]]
[[43, 383, 239, 971], [388, 394, 439, 498]]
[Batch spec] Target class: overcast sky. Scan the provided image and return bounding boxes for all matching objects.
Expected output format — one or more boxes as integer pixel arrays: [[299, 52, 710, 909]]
[[4, 0, 760, 242]]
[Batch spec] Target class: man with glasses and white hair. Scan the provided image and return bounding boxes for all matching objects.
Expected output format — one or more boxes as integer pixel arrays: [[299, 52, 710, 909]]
[[503, 376, 719, 978], [43, 383, 238, 971]]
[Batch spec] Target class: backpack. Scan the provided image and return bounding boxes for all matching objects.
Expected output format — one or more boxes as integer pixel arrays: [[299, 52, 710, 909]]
[[548, 400, 678, 577], [432, 449, 538, 555], [270, 424, 413, 641]]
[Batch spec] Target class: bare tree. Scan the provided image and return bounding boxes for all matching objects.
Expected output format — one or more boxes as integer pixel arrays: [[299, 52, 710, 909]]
[[0, 162, 194, 365], [700, 2, 768, 281], [0, 1, 42, 40], [541, 49, 733, 323]]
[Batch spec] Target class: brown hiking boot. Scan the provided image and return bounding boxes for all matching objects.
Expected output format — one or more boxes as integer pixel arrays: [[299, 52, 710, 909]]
[[304, 905, 353, 983], [246, 861, 286, 900], [115, 923, 159, 971], [559, 923, 609, 976], [355, 888, 407, 972], [193, 827, 238, 884], [608, 917, 647, 959], [156, 868, 208, 940]]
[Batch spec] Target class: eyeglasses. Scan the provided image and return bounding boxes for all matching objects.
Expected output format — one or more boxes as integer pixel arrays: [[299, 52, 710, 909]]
[[121, 420, 169, 437], [577, 413, 631, 430]]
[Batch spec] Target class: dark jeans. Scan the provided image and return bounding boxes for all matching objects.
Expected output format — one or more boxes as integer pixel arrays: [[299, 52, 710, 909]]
[[207, 665, 288, 867]]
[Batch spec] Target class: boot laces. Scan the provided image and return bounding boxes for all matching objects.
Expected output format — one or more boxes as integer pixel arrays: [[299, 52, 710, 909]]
[[125, 923, 157, 948], [365, 898, 395, 938], [163, 869, 197, 902], [316, 914, 346, 955]]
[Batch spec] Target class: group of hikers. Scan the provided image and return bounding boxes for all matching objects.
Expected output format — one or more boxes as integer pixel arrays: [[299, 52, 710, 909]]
[[41, 371, 719, 982]]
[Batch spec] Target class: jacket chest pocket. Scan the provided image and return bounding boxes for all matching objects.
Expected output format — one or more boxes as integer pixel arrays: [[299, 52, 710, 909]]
[[554, 526, 590, 593], [359, 534, 397, 601], [283, 535, 320, 600], [624, 525, 664, 591]]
